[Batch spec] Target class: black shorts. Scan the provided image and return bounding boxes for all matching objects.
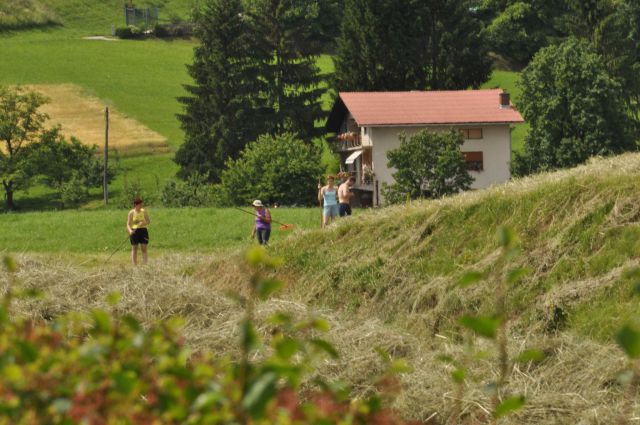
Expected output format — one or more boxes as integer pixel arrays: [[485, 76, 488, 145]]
[[339, 203, 352, 217], [130, 228, 149, 245]]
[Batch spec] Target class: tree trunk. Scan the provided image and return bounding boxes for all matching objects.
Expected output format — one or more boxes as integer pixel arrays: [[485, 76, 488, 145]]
[[3, 181, 15, 210]]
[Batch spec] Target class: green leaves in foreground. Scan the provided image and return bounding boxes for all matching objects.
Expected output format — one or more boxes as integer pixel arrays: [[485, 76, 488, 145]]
[[494, 395, 526, 418], [3, 255, 18, 273], [617, 323, 640, 359], [459, 315, 500, 339]]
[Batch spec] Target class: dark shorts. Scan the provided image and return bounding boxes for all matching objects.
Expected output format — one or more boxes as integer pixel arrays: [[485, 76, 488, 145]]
[[130, 228, 149, 245], [339, 203, 352, 217]]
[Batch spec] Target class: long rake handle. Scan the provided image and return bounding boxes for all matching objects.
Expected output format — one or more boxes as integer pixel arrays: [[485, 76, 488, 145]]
[[104, 234, 130, 264], [232, 207, 291, 227]]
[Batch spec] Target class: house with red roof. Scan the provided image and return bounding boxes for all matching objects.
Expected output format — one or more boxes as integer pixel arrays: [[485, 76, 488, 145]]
[[325, 89, 524, 206]]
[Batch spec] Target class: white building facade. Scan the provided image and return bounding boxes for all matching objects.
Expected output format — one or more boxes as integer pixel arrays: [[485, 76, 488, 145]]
[[326, 90, 524, 206]]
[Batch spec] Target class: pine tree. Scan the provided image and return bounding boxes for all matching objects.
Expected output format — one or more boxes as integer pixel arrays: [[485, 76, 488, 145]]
[[426, 0, 492, 89], [333, 0, 491, 92], [176, 0, 269, 182], [332, 0, 377, 91], [248, 0, 326, 141]]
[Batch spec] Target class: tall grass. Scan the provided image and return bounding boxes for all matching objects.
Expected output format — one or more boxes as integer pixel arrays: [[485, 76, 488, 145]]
[[0, 0, 60, 32]]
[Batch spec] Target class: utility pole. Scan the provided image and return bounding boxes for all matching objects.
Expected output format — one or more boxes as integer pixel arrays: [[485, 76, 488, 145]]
[[104, 107, 109, 205]]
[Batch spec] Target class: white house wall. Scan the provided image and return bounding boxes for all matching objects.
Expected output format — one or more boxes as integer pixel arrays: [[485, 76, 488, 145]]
[[370, 125, 512, 203]]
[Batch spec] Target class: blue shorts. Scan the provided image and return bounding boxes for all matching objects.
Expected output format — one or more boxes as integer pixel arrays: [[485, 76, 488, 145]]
[[324, 204, 339, 217]]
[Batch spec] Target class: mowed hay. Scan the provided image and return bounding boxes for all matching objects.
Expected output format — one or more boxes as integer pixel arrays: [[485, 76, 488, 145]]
[[1, 253, 637, 424], [26, 84, 168, 154]]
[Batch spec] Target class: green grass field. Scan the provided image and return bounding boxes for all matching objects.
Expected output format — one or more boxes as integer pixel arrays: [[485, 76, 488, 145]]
[[481, 70, 527, 152], [0, 206, 323, 254]]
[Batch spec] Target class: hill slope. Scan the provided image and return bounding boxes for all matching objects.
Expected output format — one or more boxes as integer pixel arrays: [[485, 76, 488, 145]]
[[8, 154, 640, 423], [200, 152, 640, 423]]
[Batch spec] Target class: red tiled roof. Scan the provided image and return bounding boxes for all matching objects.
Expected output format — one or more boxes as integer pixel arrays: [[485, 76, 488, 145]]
[[336, 89, 524, 126]]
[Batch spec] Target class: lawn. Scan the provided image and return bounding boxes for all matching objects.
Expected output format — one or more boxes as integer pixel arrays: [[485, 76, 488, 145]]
[[481, 70, 527, 152], [0, 206, 324, 254]]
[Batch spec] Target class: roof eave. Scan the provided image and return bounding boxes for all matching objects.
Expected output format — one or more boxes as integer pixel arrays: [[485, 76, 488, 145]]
[[361, 120, 525, 127]]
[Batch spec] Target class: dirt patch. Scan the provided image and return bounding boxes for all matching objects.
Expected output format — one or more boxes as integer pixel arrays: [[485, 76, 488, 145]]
[[26, 84, 168, 154], [82, 36, 118, 41]]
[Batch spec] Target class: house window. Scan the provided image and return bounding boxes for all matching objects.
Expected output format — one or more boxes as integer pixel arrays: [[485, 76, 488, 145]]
[[463, 151, 483, 171], [460, 128, 483, 139]]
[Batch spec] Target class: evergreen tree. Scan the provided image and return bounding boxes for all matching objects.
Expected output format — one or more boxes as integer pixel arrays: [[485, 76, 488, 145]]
[[589, 0, 640, 125], [332, 0, 381, 91], [176, 0, 268, 182], [426, 0, 492, 89], [333, 0, 490, 92], [248, 0, 326, 141]]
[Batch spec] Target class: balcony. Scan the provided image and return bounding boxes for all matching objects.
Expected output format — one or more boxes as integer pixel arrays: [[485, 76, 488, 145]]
[[336, 132, 361, 151]]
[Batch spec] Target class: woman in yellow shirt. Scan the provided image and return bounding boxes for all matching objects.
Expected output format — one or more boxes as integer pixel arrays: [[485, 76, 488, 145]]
[[127, 197, 151, 265]]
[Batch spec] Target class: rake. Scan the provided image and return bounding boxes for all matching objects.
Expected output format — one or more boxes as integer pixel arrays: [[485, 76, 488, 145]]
[[233, 207, 294, 230], [104, 234, 130, 265]]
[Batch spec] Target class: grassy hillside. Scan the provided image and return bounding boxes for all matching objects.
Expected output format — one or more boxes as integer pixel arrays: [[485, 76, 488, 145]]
[[6, 154, 640, 422], [190, 152, 640, 423], [0, 0, 60, 31]]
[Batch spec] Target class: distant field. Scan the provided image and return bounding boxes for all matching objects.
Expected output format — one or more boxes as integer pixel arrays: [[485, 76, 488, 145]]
[[0, 0, 59, 31], [0, 207, 324, 254], [30, 83, 168, 154]]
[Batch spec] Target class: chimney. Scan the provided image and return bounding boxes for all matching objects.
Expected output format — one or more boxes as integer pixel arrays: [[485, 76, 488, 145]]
[[499, 91, 511, 108]]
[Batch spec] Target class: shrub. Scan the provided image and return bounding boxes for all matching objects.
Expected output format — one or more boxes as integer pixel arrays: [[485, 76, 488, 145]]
[[117, 178, 157, 208], [59, 173, 89, 207], [115, 25, 144, 39], [161, 172, 224, 207], [220, 133, 324, 206], [153, 22, 193, 38]]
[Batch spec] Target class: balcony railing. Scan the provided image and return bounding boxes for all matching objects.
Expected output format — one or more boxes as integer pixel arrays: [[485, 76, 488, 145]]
[[336, 132, 361, 151]]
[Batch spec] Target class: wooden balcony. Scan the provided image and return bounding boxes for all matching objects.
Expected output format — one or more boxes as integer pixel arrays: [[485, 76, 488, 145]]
[[336, 132, 361, 151]]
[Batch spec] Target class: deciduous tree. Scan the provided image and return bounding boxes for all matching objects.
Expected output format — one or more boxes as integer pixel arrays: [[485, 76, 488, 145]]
[[382, 129, 472, 203], [25, 127, 113, 207], [513, 38, 635, 175], [220, 133, 323, 206], [0, 86, 48, 210]]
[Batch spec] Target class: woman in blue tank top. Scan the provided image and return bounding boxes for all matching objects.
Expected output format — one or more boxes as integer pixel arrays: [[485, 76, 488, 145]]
[[318, 175, 338, 227]]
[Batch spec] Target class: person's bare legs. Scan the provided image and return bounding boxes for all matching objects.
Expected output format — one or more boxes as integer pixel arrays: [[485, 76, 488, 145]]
[[131, 244, 138, 266], [141, 244, 148, 264]]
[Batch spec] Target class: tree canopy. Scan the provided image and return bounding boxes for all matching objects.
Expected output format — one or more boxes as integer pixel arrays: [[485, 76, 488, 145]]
[[513, 38, 636, 175], [220, 133, 323, 206], [0, 86, 48, 210], [176, 0, 268, 183], [333, 0, 491, 92], [176, 0, 327, 183], [382, 129, 473, 203]]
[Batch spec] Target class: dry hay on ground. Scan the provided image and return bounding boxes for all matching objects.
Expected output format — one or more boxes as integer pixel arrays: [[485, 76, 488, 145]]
[[1, 253, 637, 424], [26, 84, 168, 154]]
